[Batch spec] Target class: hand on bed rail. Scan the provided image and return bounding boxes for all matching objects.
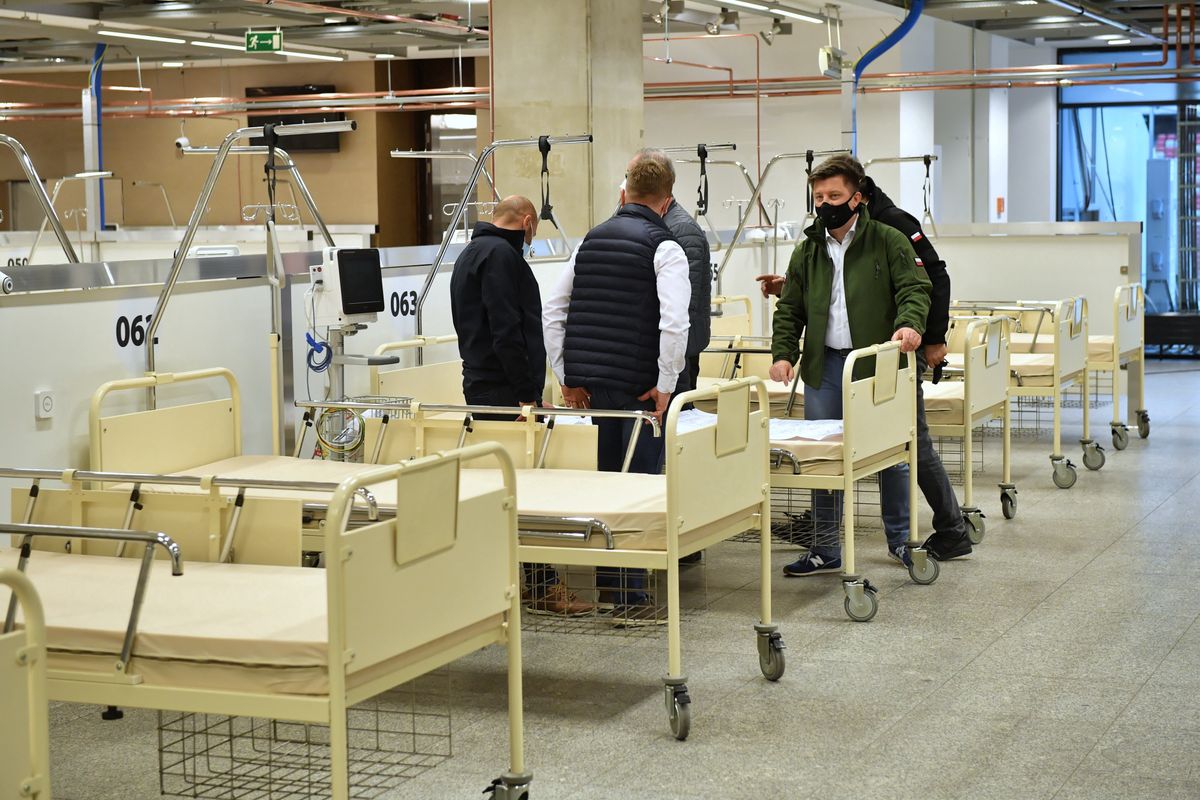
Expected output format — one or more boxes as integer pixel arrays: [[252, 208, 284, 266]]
[[891, 327, 922, 353], [638, 387, 671, 424], [561, 386, 591, 410]]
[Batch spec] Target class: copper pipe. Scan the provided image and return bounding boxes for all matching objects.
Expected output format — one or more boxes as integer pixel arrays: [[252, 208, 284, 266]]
[[644, 56, 734, 95], [241, 0, 485, 36]]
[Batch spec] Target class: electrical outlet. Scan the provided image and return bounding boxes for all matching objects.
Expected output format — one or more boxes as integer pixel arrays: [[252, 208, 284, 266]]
[[35, 390, 55, 420]]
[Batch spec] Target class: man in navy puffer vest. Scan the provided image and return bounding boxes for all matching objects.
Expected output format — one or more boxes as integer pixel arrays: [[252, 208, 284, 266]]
[[544, 148, 691, 625]]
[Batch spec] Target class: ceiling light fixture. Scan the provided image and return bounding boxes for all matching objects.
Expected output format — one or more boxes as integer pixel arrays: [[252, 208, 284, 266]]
[[1094, 33, 1123, 40], [278, 49, 343, 62], [162, 60, 184, 67], [770, 6, 823, 23], [98, 29, 186, 44], [723, 1, 770, 10], [190, 39, 245, 51], [375, 53, 397, 59], [1108, 38, 1131, 44]]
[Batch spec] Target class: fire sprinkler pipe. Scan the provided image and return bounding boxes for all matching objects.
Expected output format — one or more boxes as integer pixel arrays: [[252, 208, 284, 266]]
[[241, 0, 486, 36]]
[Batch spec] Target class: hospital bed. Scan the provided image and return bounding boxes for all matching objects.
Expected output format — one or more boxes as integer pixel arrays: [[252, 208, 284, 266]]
[[927, 316, 1016, 532], [369, 334, 464, 402], [346, 377, 781, 741], [3, 444, 533, 800], [951, 298, 1099, 489], [699, 295, 775, 380], [757, 342, 936, 621], [1004, 284, 1149, 451], [0, 569, 50, 800], [84, 366, 779, 741]]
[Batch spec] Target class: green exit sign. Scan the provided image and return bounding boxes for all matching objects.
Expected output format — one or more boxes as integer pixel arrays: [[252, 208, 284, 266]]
[[245, 30, 282, 53]]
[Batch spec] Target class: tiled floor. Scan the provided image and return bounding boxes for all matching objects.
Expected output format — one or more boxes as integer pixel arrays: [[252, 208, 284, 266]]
[[47, 365, 1200, 799]]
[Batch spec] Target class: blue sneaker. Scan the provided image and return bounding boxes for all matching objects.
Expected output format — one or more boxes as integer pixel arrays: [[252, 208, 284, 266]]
[[888, 545, 913, 568], [783, 552, 842, 577]]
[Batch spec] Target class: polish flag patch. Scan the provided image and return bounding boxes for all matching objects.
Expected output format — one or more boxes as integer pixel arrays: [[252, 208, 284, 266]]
[[910, 231, 924, 243], [915, 257, 925, 268]]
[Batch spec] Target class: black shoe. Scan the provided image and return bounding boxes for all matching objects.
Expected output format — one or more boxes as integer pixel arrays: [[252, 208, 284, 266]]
[[922, 532, 973, 561], [679, 550, 704, 565]]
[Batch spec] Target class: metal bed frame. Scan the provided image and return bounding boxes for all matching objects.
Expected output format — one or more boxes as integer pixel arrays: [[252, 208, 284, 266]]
[[1, 444, 532, 800], [0, 568, 50, 800]]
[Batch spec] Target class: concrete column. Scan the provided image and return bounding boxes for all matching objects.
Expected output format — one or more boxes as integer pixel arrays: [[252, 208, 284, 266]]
[[488, 0, 644, 237]]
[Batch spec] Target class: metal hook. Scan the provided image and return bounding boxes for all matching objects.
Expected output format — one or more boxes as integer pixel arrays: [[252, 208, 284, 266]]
[[241, 203, 299, 222]]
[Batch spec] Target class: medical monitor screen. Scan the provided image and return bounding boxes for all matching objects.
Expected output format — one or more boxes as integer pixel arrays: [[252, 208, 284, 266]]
[[337, 249, 385, 315]]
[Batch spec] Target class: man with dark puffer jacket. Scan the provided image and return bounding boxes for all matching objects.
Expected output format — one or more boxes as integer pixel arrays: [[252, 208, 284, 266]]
[[543, 148, 691, 626]]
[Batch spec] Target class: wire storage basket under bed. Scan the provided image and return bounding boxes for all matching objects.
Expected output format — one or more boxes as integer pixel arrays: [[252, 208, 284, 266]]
[[521, 563, 708, 639], [731, 476, 883, 547], [931, 433, 986, 486], [157, 671, 451, 800]]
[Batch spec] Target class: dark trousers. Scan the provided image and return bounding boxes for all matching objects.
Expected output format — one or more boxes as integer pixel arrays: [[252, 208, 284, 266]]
[[466, 386, 556, 594], [591, 386, 664, 605], [914, 351, 969, 539], [673, 355, 702, 397]]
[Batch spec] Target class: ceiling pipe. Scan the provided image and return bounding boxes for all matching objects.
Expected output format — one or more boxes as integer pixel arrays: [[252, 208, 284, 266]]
[[1041, 0, 1165, 43], [240, 0, 486, 37]]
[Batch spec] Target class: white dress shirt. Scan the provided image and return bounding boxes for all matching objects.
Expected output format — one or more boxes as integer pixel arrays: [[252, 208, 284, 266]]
[[543, 240, 691, 394], [824, 218, 858, 350]]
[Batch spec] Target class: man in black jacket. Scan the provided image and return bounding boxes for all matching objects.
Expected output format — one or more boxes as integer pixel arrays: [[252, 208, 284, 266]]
[[757, 178, 973, 560], [450, 195, 594, 616], [662, 198, 712, 396], [451, 195, 546, 410]]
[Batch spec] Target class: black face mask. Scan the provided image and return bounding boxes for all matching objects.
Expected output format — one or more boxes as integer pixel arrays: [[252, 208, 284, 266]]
[[816, 197, 858, 230]]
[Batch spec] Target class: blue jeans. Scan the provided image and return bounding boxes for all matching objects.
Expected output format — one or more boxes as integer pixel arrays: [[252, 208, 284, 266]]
[[590, 386, 664, 604], [805, 348, 910, 560]]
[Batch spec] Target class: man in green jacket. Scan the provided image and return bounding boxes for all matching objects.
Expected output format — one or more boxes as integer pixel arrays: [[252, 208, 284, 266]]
[[769, 154, 931, 577]]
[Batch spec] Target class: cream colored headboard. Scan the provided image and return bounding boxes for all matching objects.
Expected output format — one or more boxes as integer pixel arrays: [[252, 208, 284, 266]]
[[89, 368, 242, 474]]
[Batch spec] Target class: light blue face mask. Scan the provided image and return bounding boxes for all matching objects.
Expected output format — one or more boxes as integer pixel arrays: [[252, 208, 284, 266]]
[[523, 241, 534, 259]]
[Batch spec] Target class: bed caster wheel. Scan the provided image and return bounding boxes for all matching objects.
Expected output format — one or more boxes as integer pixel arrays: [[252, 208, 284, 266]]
[[1111, 425, 1130, 451], [1000, 488, 1017, 520], [843, 580, 878, 622], [1051, 460, 1077, 490], [1137, 410, 1150, 439], [1082, 441, 1105, 471], [963, 509, 986, 545], [757, 630, 786, 681], [484, 773, 532, 800], [907, 549, 940, 585], [664, 684, 691, 740], [101, 705, 124, 721]]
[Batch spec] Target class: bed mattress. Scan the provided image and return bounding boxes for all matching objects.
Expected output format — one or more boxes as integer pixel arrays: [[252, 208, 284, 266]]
[[1007, 353, 1086, 388], [694, 377, 803, 416], [1009, 333, 1120, 360], [165, 456, 756, 552], [0, 548, 504, 697]]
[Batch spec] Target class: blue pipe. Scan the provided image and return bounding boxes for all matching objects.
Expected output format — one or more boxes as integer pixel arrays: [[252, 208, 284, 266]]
[[850, 0, 924, 153], [91, 44, 107, 229]]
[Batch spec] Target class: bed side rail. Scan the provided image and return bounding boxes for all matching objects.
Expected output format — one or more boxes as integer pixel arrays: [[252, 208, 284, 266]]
[[666, 376, 769, 534], [90, 368, 242, 474], [0, 568, 50, 800], [2, 523, 182, 675], [369, 335, 460, 395], [842, 342, 917, 463], [322, 443, 518, 677]]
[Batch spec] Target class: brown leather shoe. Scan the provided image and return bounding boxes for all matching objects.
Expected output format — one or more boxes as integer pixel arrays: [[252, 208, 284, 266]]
[[526, 582, 596, 617]]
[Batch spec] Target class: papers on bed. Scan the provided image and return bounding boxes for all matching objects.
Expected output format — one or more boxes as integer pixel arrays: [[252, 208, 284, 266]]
[[676, 409, 843, 441]]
